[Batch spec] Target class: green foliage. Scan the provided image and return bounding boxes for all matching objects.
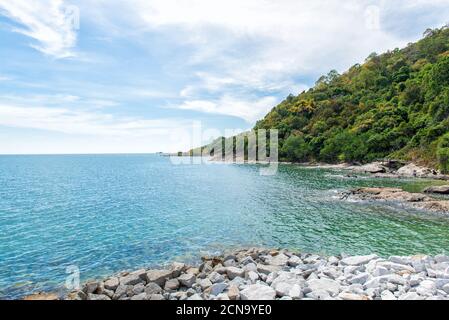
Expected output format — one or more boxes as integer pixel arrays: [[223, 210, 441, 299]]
[[253, 26, 449, 166], [281, 135, 311, 162], [437, 133, 449, 173]]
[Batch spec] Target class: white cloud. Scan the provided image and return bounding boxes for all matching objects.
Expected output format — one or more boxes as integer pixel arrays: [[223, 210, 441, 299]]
[[0, 103, 190, 137], [0, 0, 78, 58], [177, 95, 279, 122], [78, 0, 448, 122]]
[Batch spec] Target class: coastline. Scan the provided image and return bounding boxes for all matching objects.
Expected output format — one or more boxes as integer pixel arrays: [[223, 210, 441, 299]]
[[30, 247, 449, 300]]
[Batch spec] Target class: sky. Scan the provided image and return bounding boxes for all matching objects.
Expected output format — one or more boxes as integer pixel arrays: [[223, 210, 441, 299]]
[[0, 0, 448, 154]]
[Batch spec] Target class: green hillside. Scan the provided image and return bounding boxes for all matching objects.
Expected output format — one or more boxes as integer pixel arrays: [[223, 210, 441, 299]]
[[254, 26, 449, 171], [191, 26, 449, 172]]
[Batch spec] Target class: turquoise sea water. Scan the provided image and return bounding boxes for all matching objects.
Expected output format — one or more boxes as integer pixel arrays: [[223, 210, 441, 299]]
[[1, 154, 449, 298]]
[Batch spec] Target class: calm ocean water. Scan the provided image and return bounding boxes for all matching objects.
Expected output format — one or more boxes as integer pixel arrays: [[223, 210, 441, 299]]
[[1, 154, 449, 298]]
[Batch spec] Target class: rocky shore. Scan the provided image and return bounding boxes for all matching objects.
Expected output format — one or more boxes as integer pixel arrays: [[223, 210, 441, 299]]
[[58, 248, 449, 301], [341, 187, 449, 213]]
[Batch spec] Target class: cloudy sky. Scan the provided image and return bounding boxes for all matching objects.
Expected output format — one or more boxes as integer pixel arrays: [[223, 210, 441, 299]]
[[0, 0, 448, 154]]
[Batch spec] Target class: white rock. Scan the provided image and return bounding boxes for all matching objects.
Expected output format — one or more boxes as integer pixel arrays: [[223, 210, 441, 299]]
[[247, 271, 259, 283], [197, 278, 213, 290], [208, 271, 225, 283], [307, 278, 340, 296], [398, 292, 423, 300], [349, 273, 370, 285], [341, 254, 378, 266], [380, 290, 396, 300], [287, 255, 302, 267], [178, 273, 196, 288], [240, 284, 276, 300], [227, 267, 245, 280], [146, 270, 173, 286], [209, 282, 229, 296], [257, 264, 281, 275], [265, 253, 289, 266], [442, 283, 449, 294], [104, 277, 119, 291], [416, 280, 437, 296], [338, 292, 370, 300], [187, 294, 203, 300]]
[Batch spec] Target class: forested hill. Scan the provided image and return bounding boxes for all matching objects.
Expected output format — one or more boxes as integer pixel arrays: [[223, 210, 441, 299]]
[[254, 26, 449, 171]]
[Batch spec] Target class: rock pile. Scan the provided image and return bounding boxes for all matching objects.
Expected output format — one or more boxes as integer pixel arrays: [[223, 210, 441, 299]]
[[66, 248, 449, 300]]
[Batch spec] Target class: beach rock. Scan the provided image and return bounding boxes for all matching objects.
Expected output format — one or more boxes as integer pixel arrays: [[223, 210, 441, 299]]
[[149, 294, 165, 300], [83, 281, 98, 294], [246, 271, 259, 283], [424, 186, 449, 195], [397, 164, 434, 178], [380, 290, 396, 300], [145, 282, 162, 295], [287, 255, 302, 267], [351, 162, 387, 174], [307, 278, 340, 296], [88, 293, 111, 300], [398, 292, 422, 300], [208, 282, 228, 296], [130, 293, 147, 300], [171, 262, 186, 277], [104, 277, 119, 291], [240, 284, 276, 300], [349, 273, 370, 285], [178, 273, 196, 288], [341, 254, 378, 266], [208, 271, 225, 283], [227, 285, 240, 300], [164, 279, 180, 291], [119, 274, 142, 286], [338, 292, 370, 300], [197, 278, 213, 290], [146, 270, 173, 287], [265, 253, 289, 266], [227, 267, 245, 280], [257, 264, 281, 275], [187, 294, 203, 300], [132, 283, 145, 295]]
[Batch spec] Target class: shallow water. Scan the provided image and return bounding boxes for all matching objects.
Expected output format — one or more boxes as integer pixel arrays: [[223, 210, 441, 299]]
[[1, 154, 449, 298]]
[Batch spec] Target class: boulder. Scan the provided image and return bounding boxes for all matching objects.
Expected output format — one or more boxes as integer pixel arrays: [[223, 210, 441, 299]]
[[341, 254, 378, 266], [197, 278, 213, 290], [164, 279, 180, 291], [209, 282, 229, 296], [380, 290, 396, 300], [424, 186, 449, 195], [178, 273, 196, 288], [257, 264, 281, 275], [226, 267, 245, 280], [208, 271, 225, 283], [145, 282, 162, 295], [240, 284, 276, 300], [104, 277, 119, 291], [307, 278, 340, 296], [338, 292, 370, 300], [119, 274, 142, 286], [397, 164, 434, 178], [146, 270, 173, 286], [227, 285, 240, 300]]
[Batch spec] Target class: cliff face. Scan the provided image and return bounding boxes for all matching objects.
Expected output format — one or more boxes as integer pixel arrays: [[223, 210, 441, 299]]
[[253, 26, 449, 170]]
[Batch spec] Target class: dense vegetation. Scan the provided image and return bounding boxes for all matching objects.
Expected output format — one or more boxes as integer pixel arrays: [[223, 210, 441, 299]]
[[192, 26, 449, 171], [254, 26, 449, 171]]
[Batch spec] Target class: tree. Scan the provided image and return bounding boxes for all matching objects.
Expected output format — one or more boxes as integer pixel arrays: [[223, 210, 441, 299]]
[[437, 134, 449, 173]]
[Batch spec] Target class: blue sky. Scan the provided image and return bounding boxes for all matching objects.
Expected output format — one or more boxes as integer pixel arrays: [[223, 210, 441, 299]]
[[0, 0, 448, 154]]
